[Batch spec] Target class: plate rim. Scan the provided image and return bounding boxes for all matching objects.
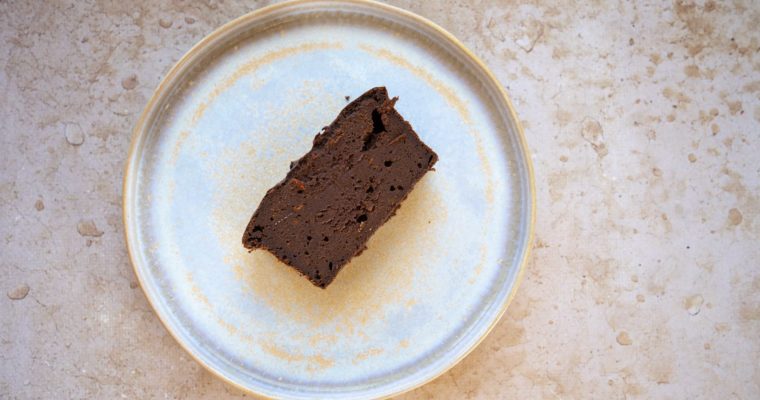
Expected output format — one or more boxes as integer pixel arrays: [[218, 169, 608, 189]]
[[122, 0, 536, 398]]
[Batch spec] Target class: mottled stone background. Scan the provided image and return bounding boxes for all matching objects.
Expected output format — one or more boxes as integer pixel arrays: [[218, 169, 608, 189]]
[[1, 0, 758, 399]]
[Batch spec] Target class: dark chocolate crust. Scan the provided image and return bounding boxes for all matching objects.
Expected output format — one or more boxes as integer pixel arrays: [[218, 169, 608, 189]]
[[242, 87, 438, 288]]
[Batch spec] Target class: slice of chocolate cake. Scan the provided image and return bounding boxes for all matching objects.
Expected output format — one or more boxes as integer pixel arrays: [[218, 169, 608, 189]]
[[242, 87, 438, 288]]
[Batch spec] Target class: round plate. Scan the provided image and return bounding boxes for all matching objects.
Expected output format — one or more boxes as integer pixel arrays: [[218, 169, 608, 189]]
[[123, 1, 534, 398]]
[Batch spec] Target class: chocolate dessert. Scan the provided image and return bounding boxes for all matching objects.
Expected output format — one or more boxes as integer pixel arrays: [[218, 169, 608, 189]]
[[242, 87, 438, 288]]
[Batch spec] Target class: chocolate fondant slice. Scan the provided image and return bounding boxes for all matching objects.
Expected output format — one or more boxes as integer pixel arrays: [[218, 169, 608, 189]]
[[243, 87, 438, 288]]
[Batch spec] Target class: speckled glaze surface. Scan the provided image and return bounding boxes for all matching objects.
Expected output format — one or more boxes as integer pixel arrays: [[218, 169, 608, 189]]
[[123, 1, 532, 398], [1, 0, 759, 399]]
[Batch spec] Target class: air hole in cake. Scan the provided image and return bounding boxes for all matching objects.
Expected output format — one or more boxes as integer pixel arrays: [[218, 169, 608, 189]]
[[362, 109, 385, 151], [372, 109, 385, 133], [389, 185, 396, 191], [356, 214, 368, 223], [384, 160, 393, 167]]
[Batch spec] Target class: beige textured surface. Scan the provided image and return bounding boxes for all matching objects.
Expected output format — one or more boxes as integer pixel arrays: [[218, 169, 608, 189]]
[[1, 0, 758, 398]]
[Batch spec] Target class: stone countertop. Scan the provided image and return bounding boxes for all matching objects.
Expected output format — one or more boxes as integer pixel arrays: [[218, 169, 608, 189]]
[[1, 1, 758, 398]]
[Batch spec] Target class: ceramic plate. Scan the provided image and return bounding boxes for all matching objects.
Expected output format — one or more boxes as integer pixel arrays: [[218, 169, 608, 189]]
[[123, 1, 534, 398]]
